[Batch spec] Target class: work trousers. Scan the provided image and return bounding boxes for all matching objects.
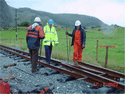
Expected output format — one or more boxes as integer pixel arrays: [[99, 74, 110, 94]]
[[29, 49, 38, 72], [44, 44, 52, 63], [73, 42, 83, 62]]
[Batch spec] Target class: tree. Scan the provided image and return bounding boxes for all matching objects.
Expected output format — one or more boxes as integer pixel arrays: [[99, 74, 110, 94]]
[[20, 21, 30, 27]]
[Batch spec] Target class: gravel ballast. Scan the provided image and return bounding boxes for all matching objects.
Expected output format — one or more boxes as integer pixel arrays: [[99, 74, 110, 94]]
[[0, 47, 124, 93]]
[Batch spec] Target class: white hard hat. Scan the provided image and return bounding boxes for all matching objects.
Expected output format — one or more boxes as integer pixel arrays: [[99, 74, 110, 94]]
[[34, 17, 41, 22], [75, 20, 81, 26]]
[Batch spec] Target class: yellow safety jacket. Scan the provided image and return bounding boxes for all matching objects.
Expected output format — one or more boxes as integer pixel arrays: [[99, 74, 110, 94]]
[[43, 23, 59, 46]]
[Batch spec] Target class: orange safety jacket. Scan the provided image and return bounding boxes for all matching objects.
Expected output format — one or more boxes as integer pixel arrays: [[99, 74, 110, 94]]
[[26, 24, 45, 50], [68, 25, 86, 47], [74, 29, 81, 45]]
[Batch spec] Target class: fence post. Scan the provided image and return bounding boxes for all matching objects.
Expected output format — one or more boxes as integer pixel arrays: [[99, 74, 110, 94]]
[[19, 38, 24, 49], [69, 39, 71, 61], [105, 47, 108, 68], [100, 45, 115, 68], [96, 40, 98, 61]]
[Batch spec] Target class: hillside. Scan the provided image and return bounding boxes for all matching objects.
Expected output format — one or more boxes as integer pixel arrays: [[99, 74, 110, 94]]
[[10, 7, 106, 28], [1, 0, 106, 28], [0, 0, 13, 28]]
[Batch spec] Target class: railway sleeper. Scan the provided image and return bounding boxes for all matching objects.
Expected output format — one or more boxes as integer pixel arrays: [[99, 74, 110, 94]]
[[9, 83, 53, 93], [0, 45, 124, 91], [19, 59, 28, 62], [82, 85, 122, 94], [43, 70, 60, 76], [57, 76, 77, 83]]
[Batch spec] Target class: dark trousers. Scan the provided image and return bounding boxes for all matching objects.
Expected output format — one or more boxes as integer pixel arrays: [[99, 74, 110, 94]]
[[29, 49, 38, 72], [44, 44, 52, 63]]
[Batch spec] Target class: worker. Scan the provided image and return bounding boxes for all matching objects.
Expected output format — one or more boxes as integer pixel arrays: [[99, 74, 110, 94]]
[[26, 17, 45, 73], [43, 19, 59, 64], [65, 20, 86, 65]]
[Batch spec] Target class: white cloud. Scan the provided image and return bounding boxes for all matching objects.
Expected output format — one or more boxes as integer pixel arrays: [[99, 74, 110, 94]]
[[59, 0, 125, 26]]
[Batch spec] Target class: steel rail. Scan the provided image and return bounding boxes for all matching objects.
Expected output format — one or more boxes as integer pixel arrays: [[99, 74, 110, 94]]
[[1, 45, 124, 79], [77, 61, 125, 79], [0, 47, 97, 84], [0, 46, 125, 91], [0, 45, 120, 81], [61, 63, 125, 91]]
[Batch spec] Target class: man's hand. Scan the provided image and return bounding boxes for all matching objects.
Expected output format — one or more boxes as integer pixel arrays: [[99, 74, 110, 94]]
[[65, 31, 69, 35], [82, 44, 85, 49]]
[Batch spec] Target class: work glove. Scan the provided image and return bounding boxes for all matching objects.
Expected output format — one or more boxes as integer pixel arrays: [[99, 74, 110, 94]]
[[82, 44, 85, 49], [55, 44, 58, 46], [65, 31, 69, 35]]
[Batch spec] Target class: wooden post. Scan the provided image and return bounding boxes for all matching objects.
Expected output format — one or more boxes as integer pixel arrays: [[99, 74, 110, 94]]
[[19, 38, 24, 49], [66, 27, 69, 62], [96, 40, 98, 61], [69, 39, 71, 61], [21, 39, 22, 49], [100, 45, 115, 68], [105, 47, 108, 68]]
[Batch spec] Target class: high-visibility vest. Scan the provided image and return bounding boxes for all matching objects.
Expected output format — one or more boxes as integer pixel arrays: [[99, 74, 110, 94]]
[[43, 23, 59, 46]]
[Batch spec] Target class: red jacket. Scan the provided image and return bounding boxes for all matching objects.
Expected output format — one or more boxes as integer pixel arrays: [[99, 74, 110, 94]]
[[26, 23, 45, 50]]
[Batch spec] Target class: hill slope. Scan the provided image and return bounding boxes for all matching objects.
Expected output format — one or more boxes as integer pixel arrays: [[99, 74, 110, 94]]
[[1, 0, 106, 28], [0, 0, 13, 28], [10, 7, 106, 28]]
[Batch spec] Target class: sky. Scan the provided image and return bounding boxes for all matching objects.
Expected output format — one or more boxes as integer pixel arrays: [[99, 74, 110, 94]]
[[5, 0, 125, 27]]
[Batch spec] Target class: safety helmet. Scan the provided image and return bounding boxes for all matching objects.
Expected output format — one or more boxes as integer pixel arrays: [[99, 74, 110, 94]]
[[34, 17, 41, 22], [48, 19, 54, 25], [75, 20, 81, 26]]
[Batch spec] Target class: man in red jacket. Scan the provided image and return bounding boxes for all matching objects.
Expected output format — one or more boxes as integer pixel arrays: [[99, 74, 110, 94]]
[[66, 20, 86, 65], [26, 17, 45, 73]]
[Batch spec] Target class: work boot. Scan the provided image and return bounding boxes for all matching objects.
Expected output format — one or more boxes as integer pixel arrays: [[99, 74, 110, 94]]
[[32, 70, 41, 74]]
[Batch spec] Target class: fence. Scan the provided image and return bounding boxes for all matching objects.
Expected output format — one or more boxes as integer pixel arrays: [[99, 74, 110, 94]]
[[0, 37, 123, 69]]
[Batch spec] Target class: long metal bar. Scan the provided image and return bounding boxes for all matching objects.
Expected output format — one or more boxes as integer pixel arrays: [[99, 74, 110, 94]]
[[0, 47, 86, 80], [0, 45, 125, 91], [0, 46, 112, 88], [0, 45, 125, 79], [78, 61, 125, 79], [61, 63, 125, 91], [105, 47, 108, 68]]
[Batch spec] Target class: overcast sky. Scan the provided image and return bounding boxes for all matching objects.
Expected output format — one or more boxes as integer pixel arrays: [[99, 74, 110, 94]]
[[5, 0, 125, 27]]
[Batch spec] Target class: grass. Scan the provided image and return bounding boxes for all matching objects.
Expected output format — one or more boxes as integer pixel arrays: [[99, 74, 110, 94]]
[[0, 26, 124, 73]]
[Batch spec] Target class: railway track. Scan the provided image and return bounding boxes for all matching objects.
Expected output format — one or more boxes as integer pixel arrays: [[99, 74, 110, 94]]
[[0, 45, 125, 91]]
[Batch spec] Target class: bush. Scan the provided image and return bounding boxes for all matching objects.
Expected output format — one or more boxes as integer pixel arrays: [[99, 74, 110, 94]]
[[19, 21, 30, 27]]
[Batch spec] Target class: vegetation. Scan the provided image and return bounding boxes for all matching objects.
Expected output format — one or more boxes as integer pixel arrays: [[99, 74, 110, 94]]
[[1, 0, 106, 28], [0, 0, 13, 28], [18, 21, 30, 27], [0, 26, 124, 73]]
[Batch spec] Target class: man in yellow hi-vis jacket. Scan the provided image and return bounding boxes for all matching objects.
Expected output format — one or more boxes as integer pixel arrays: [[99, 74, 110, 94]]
[[43, 19, 59, 64]]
